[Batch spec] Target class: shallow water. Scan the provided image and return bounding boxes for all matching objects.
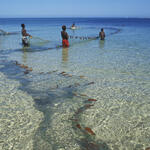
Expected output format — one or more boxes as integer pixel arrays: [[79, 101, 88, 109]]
[[0, 18, 150, 150]]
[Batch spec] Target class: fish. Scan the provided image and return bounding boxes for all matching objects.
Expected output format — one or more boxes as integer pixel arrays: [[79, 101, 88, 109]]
[[76, 124, 82, 129], [70, 119, 78, 122], [87, 82, 95, 85], [39, 72, 44, 74], [85, 127, 95, 135], [79, 75, 85, 78], [47, 71, 52, 74], [73, 92, 78, 96], [84, 104, 94, 109], [60, 71, 66, 74], [88, 99, 97, 102], [79, 94, 87, 97]]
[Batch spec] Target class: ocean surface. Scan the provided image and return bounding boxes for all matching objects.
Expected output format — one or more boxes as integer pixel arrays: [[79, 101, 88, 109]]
[[0, 18, 150, 150]]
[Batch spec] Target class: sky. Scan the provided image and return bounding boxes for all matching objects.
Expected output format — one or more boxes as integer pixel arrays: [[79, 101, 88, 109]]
[[0, 0, 150, 18]]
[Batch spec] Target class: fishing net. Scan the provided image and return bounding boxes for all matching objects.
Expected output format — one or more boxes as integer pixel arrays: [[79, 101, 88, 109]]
[[29, 36, 50, 46]]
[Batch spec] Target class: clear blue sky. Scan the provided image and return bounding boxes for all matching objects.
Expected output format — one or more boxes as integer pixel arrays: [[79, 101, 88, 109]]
[[0, 0, 150, 18]]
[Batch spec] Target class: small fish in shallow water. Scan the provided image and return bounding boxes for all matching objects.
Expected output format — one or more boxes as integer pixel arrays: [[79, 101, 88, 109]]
[[79, 75, 85, 78], [73, 92, 78, 96], [87, 82, 95, 85], [60, 71, 66, 74], [76, 124, 82, 129], [85, 127, 95, 135], [79, 94, 87, 97], [70, 118, 78, 122], [88, 99, 97, 102], [39, 72, 44, 74], [84, 104, 94, 109]]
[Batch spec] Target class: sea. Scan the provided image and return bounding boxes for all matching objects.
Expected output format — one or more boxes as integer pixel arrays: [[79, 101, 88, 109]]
[[0, 18, 150, 150]]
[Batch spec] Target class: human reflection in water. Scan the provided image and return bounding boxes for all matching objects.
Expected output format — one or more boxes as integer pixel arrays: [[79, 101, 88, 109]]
[[22, 48, 28, 64], [62, 47, 69, 67], [99, 39, 105, 49]]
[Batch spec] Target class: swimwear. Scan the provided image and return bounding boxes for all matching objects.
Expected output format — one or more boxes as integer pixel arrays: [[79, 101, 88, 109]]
[[62, 39, 69, 47], [22, 36, 29, 46]]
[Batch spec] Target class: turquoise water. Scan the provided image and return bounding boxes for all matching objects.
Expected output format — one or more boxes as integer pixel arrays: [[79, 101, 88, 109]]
[[0, 18, 150, 150]]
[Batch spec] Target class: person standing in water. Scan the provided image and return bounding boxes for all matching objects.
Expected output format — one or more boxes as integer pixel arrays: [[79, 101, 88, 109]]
[[71, 23, 76, 30], [61, 25, 69, 47], [21, 24, 32, 46], [99, 28, 105, 40]]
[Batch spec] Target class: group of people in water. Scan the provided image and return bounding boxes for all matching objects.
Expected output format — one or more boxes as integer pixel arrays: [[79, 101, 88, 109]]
[[18, 23, 105, 47]]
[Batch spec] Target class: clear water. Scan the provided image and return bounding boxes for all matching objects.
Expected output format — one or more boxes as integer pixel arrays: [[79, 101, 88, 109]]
[[0, 18, 150, 150]]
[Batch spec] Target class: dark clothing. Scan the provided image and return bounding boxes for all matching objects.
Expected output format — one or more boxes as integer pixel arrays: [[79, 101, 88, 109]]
[[22, 37, 29, 46], [21, 28, 30, 46]]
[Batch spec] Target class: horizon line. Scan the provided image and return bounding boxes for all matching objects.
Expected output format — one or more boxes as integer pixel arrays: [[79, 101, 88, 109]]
[[0, 16, 150, 19]]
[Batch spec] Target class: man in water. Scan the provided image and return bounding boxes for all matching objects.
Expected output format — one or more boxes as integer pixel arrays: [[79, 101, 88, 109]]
[[71, 23, 75, 29], [72, 23, 75, 27], [61, 25, 69, 47], [99, 28, 105, 40], [21, 24, 32, 46]]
